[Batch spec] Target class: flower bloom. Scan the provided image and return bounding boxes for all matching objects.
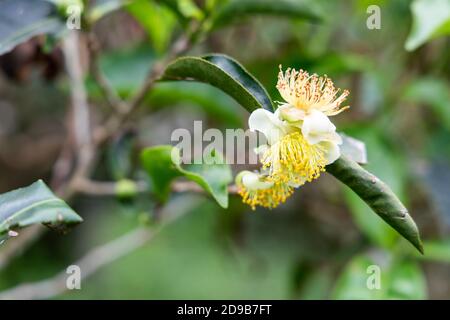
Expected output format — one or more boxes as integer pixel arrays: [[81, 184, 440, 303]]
[[236, 66, 350, 209]]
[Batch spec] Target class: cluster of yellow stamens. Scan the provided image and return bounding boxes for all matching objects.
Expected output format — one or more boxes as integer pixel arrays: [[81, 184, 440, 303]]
[[277, 66, 349, 116], [260, 132, 327, 185], [237, 66, 350, 210], [238, 180, 294, 210]]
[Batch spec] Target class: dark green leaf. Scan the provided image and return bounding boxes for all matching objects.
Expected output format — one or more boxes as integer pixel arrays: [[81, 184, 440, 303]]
[[0, 180, 83, 242], [0, 0, 65, 55], [211, 0, 322, 29], [327, 155, 423, 254], [160, 54, 274, 112], [341, 130, 401, 249], [140, 145, 232, 208]]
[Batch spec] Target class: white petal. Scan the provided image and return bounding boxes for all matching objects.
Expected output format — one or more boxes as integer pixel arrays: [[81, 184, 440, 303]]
[[279, 104, 306, 122], [248, 108, 286, 145], [301, 110, 336, 145], [320, 141, 341, 165], [328, 131, 343, 145], [241, 171, 274, 190], [253, 144, 269, 155]]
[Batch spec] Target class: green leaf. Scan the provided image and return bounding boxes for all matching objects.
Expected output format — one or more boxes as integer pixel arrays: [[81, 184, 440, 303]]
[[0, 0, 65, 55], [340, 131, 401, 249], [160, 54, 274, 112], [126, 0, 177, 54], [405, 0, 450, 51], [0, 180, 83, 242], [140, 145, 232, 208], [211, 0, 322, 29], [327, 155, 423, 254]]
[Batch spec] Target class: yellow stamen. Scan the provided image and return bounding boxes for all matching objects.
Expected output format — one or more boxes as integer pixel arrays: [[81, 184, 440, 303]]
[[238, 180, 294, 210], [277, 66, 350, 116], [261, 131, 327, 185]]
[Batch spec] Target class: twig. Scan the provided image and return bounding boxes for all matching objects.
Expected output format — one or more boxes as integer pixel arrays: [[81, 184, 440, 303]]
[[72, 178, 239, 196], [62, 31, 92, 150], [72, 178, 148, 196], [87, 34, 128, 114]]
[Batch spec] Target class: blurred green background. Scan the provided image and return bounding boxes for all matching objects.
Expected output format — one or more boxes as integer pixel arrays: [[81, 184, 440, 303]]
[[0, 0, 449, 299]]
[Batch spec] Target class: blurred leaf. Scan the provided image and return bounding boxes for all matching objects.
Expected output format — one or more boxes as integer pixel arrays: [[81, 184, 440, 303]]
[[161, 54, 274, 112], [312, 53, 373, 76], [403, 77, 450, 129], [417, 238, 450, 263], [0, 0, 65, 55], [155, 0, 203, 23], [0, 180, 82, 242], [140, 145, 232, 208], [420, 160, 450, 226], [107, 130, 136, 180], [327, 155, 423, 254], [211, 0, 322, 30], [149, 82, 244, 127], [405, 0, 450, 51], [89, 45, 155, 98], [333, 252, 426, 299], [387, 260, 426, 299], [332, 254, 384, 299], [126, 0, 177, 53], [89, 0, 130, 22], [177, 0, 204, 20], [339, 133, 367, 165]]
